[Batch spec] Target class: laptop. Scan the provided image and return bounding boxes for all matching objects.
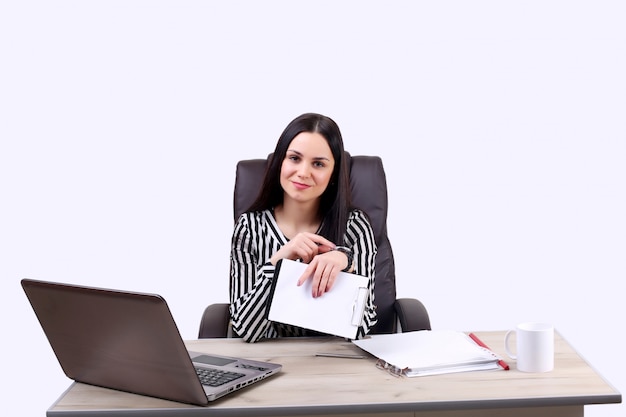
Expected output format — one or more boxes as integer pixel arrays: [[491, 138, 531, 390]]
[[21, 278, 282, 406]]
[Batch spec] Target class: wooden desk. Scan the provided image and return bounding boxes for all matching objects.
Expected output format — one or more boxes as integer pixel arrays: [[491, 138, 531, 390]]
[[47, 331, 621, 417]]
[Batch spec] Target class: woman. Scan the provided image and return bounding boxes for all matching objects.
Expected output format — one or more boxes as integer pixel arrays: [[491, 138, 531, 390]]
[[229, 113, 378, 342]]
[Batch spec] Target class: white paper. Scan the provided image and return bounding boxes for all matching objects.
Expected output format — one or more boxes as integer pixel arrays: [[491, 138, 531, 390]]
[[352, 330, 501, 376], [267, 259, 369, 339]]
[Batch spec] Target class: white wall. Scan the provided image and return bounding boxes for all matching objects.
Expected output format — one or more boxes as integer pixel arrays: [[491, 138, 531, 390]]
[[1, 1, 623, 416]]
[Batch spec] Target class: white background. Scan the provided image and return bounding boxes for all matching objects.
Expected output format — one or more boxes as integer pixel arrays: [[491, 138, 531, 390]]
[[1, 1, 624, 416]]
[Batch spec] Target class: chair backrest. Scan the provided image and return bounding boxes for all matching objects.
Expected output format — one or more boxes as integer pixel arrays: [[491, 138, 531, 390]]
[[233, 153, 397, 334]]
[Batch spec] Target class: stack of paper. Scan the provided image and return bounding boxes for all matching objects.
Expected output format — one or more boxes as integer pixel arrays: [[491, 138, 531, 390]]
[[352, 330, 502, 377]]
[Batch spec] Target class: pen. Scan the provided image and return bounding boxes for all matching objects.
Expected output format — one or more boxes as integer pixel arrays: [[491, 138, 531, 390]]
[[315, 352, 365, 359], [468, 333, 510, 370]]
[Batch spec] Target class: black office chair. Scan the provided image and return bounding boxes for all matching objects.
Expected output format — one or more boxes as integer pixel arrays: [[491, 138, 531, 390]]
[[198, 153, 431, 338]]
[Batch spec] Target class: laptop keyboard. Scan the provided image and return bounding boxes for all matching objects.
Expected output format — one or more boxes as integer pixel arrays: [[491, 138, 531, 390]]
[[195, 367, 246, 387]]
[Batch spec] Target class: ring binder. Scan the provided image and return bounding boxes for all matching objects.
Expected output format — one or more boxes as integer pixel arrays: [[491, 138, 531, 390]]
[[375, 359, 407, 377], [354, 330, 504, 377]]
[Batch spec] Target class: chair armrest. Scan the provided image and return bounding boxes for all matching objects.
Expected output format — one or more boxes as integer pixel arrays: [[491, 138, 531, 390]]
[[198, 303, 231, 338], [394, 298, 431, 332]]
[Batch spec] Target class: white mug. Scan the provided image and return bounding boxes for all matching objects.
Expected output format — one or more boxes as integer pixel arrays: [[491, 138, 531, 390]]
[[504, 322, 554, 372]]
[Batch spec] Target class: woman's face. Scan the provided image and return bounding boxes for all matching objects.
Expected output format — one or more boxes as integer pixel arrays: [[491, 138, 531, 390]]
[[280, 131, 335, 205]]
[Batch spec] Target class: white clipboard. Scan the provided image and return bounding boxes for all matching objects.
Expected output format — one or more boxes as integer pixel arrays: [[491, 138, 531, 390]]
[[267, 259, 369, 339]]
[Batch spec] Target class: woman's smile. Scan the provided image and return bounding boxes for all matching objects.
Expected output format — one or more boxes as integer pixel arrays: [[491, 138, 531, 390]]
[[291, 181, 311, 190]]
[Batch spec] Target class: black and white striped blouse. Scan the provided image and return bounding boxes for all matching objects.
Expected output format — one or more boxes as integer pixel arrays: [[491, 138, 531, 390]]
[[229, 208, 378, 343]]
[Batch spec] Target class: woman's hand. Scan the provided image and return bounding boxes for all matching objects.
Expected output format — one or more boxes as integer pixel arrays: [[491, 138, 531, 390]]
[[297, 249, 350, 298], [269, 232, 335, 265]]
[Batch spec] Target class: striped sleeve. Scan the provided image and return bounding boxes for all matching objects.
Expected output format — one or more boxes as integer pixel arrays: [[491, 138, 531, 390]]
[[228, 212, 277, 342], [344, 209, 378, 338]]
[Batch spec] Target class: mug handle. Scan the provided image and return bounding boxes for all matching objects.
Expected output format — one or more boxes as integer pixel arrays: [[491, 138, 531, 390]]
[[504, 330, 517, 359]]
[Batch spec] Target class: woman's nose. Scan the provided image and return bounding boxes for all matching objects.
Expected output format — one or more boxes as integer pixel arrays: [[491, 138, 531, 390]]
[[297, 166, 311, 178]]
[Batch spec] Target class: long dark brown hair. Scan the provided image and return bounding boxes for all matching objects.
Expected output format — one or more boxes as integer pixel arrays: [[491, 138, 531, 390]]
[[246, 113, 351, 244]]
